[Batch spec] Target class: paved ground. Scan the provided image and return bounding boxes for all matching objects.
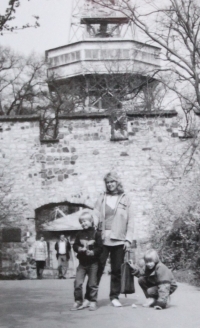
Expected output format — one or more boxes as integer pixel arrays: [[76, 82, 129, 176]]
[[0, 275, 200, 328]]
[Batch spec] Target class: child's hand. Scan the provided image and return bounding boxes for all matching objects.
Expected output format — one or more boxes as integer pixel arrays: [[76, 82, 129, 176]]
[[86, 250, 94, 256], [78, 247, 86, 252]]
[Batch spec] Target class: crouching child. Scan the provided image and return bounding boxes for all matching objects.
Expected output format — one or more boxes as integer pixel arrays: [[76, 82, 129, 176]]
[[71, 211, 103, 312], [129, 249, 177, 310]]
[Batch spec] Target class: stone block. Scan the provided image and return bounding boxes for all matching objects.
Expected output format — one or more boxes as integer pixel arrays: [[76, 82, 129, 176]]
[[58, 175, 64, 181], [67, 169, 74, 174], [71, 155, 78, 161], [120, 152, 129, 156], [171, 132, 179, 138], [142, 147, 152, 151], [63, 147, 69, 152]]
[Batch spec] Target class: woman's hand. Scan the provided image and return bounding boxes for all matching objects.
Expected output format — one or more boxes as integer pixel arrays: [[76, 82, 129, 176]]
[[123, 240, 131, 250], [127, 260, 134, 268]]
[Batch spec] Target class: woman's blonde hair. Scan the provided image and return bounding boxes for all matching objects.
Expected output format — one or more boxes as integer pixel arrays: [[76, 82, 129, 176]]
[[144, 249, 160, 263], [104, 171, 124, 194]]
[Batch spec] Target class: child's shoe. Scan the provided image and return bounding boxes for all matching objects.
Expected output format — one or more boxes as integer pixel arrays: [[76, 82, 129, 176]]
[[154, 305, 162, 310], [78, 299, 90, 309], [142, 298, 155, 307], [70, 301, 82, 311], [166, 295, 171, 307], [89, 302, 97, 311], [111, 299, 122, 307]]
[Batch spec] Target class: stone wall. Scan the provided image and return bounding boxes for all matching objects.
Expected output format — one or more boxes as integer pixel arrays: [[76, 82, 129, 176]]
[[0, 111, 197, 277]]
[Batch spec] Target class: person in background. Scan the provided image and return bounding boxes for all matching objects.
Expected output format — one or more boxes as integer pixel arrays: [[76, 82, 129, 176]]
[[33, 234, 48, 279], [95, 171, 134, 307], [55, 234, 71, 279], [71, 211, 103, 312], [128, 249, 178, 309]]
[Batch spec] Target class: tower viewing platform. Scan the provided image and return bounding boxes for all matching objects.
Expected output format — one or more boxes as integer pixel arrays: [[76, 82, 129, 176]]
[[46, 40, 160, 81], [45, 0, 161, 113]]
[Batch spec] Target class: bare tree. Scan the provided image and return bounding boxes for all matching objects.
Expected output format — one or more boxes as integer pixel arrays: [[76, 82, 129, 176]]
[[0, 0, 39, 34], [0, 46, 47, 115], [92, 0, 200, 115]]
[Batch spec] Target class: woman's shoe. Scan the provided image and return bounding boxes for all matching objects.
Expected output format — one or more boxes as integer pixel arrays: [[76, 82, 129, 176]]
[[111, 299, 122, 307]]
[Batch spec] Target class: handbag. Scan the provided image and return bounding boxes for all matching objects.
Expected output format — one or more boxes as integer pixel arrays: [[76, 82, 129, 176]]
[[120, 251, 135, 295]]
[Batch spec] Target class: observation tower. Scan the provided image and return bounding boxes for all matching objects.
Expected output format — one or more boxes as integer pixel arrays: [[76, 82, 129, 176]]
[[46, 0, 161, 112]]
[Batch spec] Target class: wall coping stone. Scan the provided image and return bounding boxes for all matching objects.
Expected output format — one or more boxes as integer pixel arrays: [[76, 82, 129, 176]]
[[59, 112, 110, 119], [127, 110, 177, 118], [0, 115, 40, 122], [0, 111, 177, 123], [40, 139, 59, 144], [59, 110, 178, 120]]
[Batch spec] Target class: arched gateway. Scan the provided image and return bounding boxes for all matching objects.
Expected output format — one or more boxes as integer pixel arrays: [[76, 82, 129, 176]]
[[35, 201, 90, 278]]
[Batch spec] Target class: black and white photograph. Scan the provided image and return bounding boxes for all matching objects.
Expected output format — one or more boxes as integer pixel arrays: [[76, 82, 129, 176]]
[[0, 0, 200, 327]]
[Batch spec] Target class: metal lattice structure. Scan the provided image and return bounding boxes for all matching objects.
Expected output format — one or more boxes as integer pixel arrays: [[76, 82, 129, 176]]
[[46, 0, 161, 125], [68, 0, 135, 43]]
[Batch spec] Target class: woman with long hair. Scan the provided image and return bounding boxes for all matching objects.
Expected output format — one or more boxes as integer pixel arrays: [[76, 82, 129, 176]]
[[95, 171, 134, 307]]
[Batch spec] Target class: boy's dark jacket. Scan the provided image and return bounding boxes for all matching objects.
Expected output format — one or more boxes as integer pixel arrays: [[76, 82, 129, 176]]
[[73, 227, 103, 266], [132, 261, 177, 308], [55, 239, 71, 260]]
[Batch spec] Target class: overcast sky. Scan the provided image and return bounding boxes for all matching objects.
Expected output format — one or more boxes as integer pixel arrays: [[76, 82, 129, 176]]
[[0, 0, 72, 57], [0, 0, 169, 57]]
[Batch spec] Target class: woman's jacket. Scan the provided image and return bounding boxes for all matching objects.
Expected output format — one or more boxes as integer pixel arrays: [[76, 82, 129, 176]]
[[95, 192, 134, 244]]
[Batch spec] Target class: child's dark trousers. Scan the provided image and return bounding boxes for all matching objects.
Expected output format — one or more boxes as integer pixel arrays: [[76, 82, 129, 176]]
[[74, 262, 98, 302]]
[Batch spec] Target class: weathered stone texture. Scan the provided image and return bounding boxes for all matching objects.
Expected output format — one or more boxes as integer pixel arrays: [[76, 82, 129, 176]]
[[0, 114, 199, 275]]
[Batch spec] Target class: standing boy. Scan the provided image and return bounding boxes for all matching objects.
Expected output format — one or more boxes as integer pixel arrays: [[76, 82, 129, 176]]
[[71, 211, 103, 311]]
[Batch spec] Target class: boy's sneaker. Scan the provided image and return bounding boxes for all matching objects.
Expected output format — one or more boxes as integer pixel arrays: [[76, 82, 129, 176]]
[[166, 296, 171, 307], [111, 299, 122, 307], [154, 305, 162, 310], [142, 298, 155, 307], [70, 302, 82, 311], [89, 302, 97, 311], [78, 299, 90, 309]]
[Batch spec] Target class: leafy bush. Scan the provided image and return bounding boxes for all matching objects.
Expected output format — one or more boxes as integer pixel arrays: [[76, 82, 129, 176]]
[[150, 173, 200, 285]]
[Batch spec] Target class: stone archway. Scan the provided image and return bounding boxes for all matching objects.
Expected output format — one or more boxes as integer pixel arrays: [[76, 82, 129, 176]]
[[35, 201, 89, 278]]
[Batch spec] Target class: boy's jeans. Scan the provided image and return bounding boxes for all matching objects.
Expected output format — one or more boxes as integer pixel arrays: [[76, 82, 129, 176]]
[[74, 262, 98, 302], [138, 276, 177, 308]]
